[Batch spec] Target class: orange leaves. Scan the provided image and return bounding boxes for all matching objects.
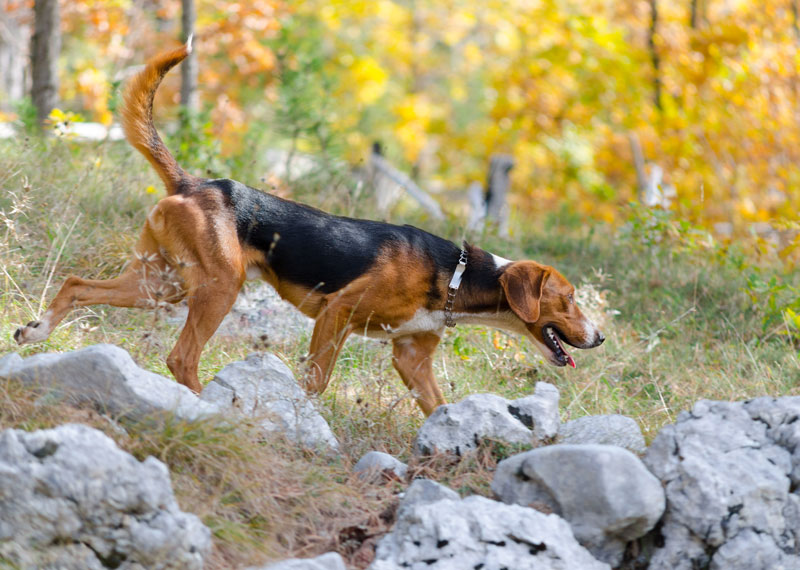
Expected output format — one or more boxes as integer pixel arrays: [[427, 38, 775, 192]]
[[32, 0, 800, 238], [75, 67, 112, 125]]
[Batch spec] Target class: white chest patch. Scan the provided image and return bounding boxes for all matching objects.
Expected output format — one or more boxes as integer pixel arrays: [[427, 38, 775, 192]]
[[362, 308, 528, 340], [491, 253, 513, 269], [365, 309, 446, 339]]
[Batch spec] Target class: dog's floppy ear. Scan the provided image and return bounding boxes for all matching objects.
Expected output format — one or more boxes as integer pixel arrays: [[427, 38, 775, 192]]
[[499, 262, 550, 323]]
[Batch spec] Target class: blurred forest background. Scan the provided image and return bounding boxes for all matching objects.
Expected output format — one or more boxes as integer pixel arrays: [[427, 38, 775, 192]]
[[1, 0, 799, 250]]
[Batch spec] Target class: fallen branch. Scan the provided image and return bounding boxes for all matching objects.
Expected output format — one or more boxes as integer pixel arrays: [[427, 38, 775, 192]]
[[370, 152, 444, 220]]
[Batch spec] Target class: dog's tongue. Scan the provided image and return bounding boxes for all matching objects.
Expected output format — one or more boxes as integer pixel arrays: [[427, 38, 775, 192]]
[[567, 354, 576, 368]]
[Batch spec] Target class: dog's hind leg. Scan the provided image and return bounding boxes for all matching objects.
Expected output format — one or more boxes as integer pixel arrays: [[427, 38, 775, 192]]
[[166, 279, 241, 394], [392, 332, 446, 416], [13, 222, 184, 345], [149, 195, 246, 393]]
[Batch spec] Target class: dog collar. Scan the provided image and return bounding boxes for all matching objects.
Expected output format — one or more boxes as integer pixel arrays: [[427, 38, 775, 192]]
[[444, 249, 468, 327]]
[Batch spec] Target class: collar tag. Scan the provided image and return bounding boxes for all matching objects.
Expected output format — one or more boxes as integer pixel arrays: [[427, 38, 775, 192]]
[[449, 261, 466, 289]]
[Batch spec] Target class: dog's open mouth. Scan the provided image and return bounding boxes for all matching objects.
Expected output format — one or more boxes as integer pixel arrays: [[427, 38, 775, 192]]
[[543, 325, 576, 368]]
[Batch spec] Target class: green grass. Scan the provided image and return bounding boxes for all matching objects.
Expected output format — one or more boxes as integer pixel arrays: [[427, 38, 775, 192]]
[[1, 136, 799, 567]]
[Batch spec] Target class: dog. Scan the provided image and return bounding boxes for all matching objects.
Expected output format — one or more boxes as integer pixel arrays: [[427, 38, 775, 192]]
[[13, 40, 604, 416]]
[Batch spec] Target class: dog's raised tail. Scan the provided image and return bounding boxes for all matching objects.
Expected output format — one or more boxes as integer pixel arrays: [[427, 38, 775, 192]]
[[120, 38, 193, 195]]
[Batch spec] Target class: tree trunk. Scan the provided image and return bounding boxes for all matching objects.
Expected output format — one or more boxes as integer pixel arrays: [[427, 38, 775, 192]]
[[690, 0, 706, 29], [180, 0, 198, 112], [31, 0, 61, 128], [0, 7, 30, 107], [648, 0, 662, 112], [628, 132, 647, 202]]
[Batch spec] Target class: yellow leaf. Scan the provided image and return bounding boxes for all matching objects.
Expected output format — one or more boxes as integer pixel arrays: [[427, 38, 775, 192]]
[[99, 110, 113, 126], [48, 108, 67, 122], [351, 57, 388, 104]]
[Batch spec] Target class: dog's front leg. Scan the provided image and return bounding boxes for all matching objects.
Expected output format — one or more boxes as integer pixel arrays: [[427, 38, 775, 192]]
[[392, 332, 446, 416]]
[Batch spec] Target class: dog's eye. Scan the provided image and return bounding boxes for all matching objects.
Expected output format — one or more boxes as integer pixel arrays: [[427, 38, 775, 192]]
[[567, 293, 574, 304]]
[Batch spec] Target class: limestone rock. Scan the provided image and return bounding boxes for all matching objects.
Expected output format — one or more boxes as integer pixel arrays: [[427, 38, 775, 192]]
[[508, 382, 560, 440], [644, 397, 800, 570], [397, 479, 460, 519], [558, 414, 646, 454], [0, 352, 23, 376], [354, 451, 408, 481], [413, 383, 560, 456], [369, 495, 609, 570], [0, 424, 210, 569], [0, 344, 218, 421], [492, 443, 665, 566], [201, 353, 338, 449]]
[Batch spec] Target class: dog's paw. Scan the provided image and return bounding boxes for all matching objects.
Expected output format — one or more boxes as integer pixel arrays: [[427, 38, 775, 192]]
[[14, 320, 48, 345]]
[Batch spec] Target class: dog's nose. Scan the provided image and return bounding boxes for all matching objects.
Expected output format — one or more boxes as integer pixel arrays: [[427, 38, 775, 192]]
[[595, 331, 605, 346]]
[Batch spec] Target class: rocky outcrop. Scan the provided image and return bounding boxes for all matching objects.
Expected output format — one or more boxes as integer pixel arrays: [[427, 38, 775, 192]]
[[0, 344, 218, 421], [492, 443, 665, 566], [644, 397, 800, 570], [200, 352, 338, 449], [1, 345, 338, 449], [369, 494, 610, 570], [0, 424, 210, 569], [558, 414, 646, 454], [413, 382, 560, 456]]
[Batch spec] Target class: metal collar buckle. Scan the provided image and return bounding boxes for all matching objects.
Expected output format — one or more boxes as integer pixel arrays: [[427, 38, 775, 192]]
[[444, 249, 468, 327]]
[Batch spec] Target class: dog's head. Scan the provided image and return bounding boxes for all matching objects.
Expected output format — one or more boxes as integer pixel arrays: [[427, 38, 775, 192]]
[[499, 261, 604, 367]]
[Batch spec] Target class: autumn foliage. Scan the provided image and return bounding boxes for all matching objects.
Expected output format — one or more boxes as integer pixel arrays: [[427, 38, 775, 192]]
[[5, 0, 800, 243]]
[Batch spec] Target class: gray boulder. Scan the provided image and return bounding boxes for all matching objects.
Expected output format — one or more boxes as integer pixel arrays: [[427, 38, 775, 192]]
[[369, 495, 609, 570], [0, 344, 218, 421], [201, 353, 338, 449], [0, 424, 210, 569], [558, 414, 646, 454], [644, 397, 800, 570], [413, 383, 560, 456], [354, 451, 408, 481], [248, 552, 346, 570], [492, 443, 665, 566]]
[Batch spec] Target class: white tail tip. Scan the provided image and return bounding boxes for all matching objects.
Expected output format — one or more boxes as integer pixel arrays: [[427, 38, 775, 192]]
[[186, 34, 194, 54]]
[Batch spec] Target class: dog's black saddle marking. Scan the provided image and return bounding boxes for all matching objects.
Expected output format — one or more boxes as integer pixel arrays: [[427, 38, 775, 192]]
[[209, 178, 460, 294]]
